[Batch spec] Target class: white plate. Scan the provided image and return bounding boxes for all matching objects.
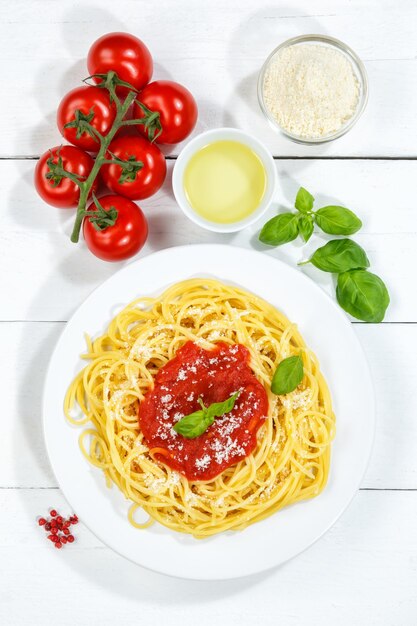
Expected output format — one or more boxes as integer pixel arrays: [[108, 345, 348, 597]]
[[43, 244, 375, 580]]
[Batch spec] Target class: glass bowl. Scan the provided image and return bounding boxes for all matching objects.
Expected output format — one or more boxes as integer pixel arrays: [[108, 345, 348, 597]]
[[257, 34, 369, 145]]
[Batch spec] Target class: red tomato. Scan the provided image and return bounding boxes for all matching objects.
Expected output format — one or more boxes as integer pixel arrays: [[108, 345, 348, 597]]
[[83, 194, 148, 262], [34, 146, 98, 208], [100, 135, 166, 200], [134, 80, 198, 144], [57, 86, 116, 153], [87, 32, 153, 94]]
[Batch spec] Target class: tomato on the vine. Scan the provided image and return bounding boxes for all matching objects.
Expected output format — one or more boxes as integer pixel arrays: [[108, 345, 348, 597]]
[[34, 146, 98, 208], [134, 80, 198, 144], [87, 32, 153, 94], [100, 135, 166, 200], [83, 194, 148, 262], [57, 86, 116, 153]]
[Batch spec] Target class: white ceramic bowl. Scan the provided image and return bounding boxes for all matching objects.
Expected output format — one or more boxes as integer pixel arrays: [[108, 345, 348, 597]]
[[172, 128, 277, 233]]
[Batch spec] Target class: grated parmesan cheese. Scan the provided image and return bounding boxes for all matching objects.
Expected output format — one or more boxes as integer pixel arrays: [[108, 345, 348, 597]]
[[263, 43, 360, 138], [281, 389, 313, 411], [195, 454, 211, 470]]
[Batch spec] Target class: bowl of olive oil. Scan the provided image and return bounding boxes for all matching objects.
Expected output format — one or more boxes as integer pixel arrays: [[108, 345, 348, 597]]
[[173, 128, 277, 232]]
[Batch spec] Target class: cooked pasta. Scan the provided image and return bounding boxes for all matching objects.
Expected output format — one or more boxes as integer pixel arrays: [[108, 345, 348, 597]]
[[64, 278, 335, 538]]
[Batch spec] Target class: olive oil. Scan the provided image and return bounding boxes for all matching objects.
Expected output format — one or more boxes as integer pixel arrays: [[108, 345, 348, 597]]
[[183, 140, 267, 224]]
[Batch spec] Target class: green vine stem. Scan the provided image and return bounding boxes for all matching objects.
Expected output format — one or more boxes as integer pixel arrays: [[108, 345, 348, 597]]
[[70, 89, 136, 242], [47, 71, 161, 243]]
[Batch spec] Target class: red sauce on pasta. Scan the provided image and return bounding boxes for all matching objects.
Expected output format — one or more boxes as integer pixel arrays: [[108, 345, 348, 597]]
[[139, 341, 268, 481]]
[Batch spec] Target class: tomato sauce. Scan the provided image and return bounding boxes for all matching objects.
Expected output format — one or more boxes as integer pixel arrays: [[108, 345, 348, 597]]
[[139, 341, 268, 481]]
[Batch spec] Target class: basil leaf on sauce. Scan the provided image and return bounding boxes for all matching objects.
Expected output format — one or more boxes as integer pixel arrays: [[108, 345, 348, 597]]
[[173, 410, 212, 439], [271, 355, 304, 395], [174, 392, 240, 439], [295, 187, 314, 213], [205, 391, 240, 420]]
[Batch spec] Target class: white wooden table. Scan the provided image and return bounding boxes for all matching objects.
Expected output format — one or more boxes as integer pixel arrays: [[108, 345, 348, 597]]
[[1, 1, 416, 623]]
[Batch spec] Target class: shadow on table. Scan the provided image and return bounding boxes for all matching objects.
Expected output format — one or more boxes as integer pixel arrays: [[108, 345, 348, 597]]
[[63, 546, 275, 604], [223, 4, 332, 160]]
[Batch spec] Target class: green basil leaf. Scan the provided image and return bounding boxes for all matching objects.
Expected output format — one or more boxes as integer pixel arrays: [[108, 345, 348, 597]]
[[298, 215, 314, 242], [173, 410, 213, 439], [315, 206, 362, 235], [173, 392, 240, 439], [259, 213, 299, 246], [295, 187, 314, 213], [336, 270, 390, 322], [206, 391, 240, 420], [306, 239, 369, 273], [271, 355, 304, 395]]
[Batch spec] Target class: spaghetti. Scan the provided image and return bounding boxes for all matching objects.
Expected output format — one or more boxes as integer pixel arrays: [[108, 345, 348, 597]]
[[64, 279, 335, 538]]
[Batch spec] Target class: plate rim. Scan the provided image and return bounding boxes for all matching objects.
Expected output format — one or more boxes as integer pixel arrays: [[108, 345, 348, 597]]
[[42, 243, 376, 580]]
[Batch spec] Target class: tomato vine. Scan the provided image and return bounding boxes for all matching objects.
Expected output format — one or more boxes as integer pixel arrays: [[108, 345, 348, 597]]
[[46, 71, 161, 243]]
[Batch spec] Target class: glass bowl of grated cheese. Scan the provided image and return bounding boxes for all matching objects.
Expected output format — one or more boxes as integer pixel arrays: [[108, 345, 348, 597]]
[[258, 34, 368, 144]]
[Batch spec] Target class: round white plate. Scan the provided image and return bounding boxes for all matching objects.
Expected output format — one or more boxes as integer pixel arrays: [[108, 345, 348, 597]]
[[43, 244, 375, 580]]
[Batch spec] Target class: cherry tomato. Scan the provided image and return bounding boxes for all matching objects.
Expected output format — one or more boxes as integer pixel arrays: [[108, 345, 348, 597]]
[[100, 135, 166, 200], [134, 80, 198, 144], [87, 32, 153, 94], [57, 86, 116, 153], [83, 194, 148, 262], [34, 146, 98, 208]]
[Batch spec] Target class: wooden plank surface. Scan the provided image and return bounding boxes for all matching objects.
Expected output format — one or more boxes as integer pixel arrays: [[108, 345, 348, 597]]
[[1, 489, 416, 625], [1, 0, 417, 157], [1, 0, 417, 623], [0, 159, 415, 322]]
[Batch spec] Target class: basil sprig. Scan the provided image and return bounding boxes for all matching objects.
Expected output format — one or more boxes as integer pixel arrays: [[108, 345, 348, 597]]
[[301, 239, 370, 273], [173, 392, 240, 439], [336, 270, 390, 323], [315, 206, 362, 235], [259, 187, 362, 247], [258, 186, 390, 323], [259, 213, 299, 246], [271, 355, 304, 395], [298, 215, 314, 242], [295, 187, 314, 213]]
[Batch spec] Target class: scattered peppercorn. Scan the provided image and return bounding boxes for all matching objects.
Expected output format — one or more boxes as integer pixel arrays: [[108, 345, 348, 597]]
[[37, 509, 78, 549]]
